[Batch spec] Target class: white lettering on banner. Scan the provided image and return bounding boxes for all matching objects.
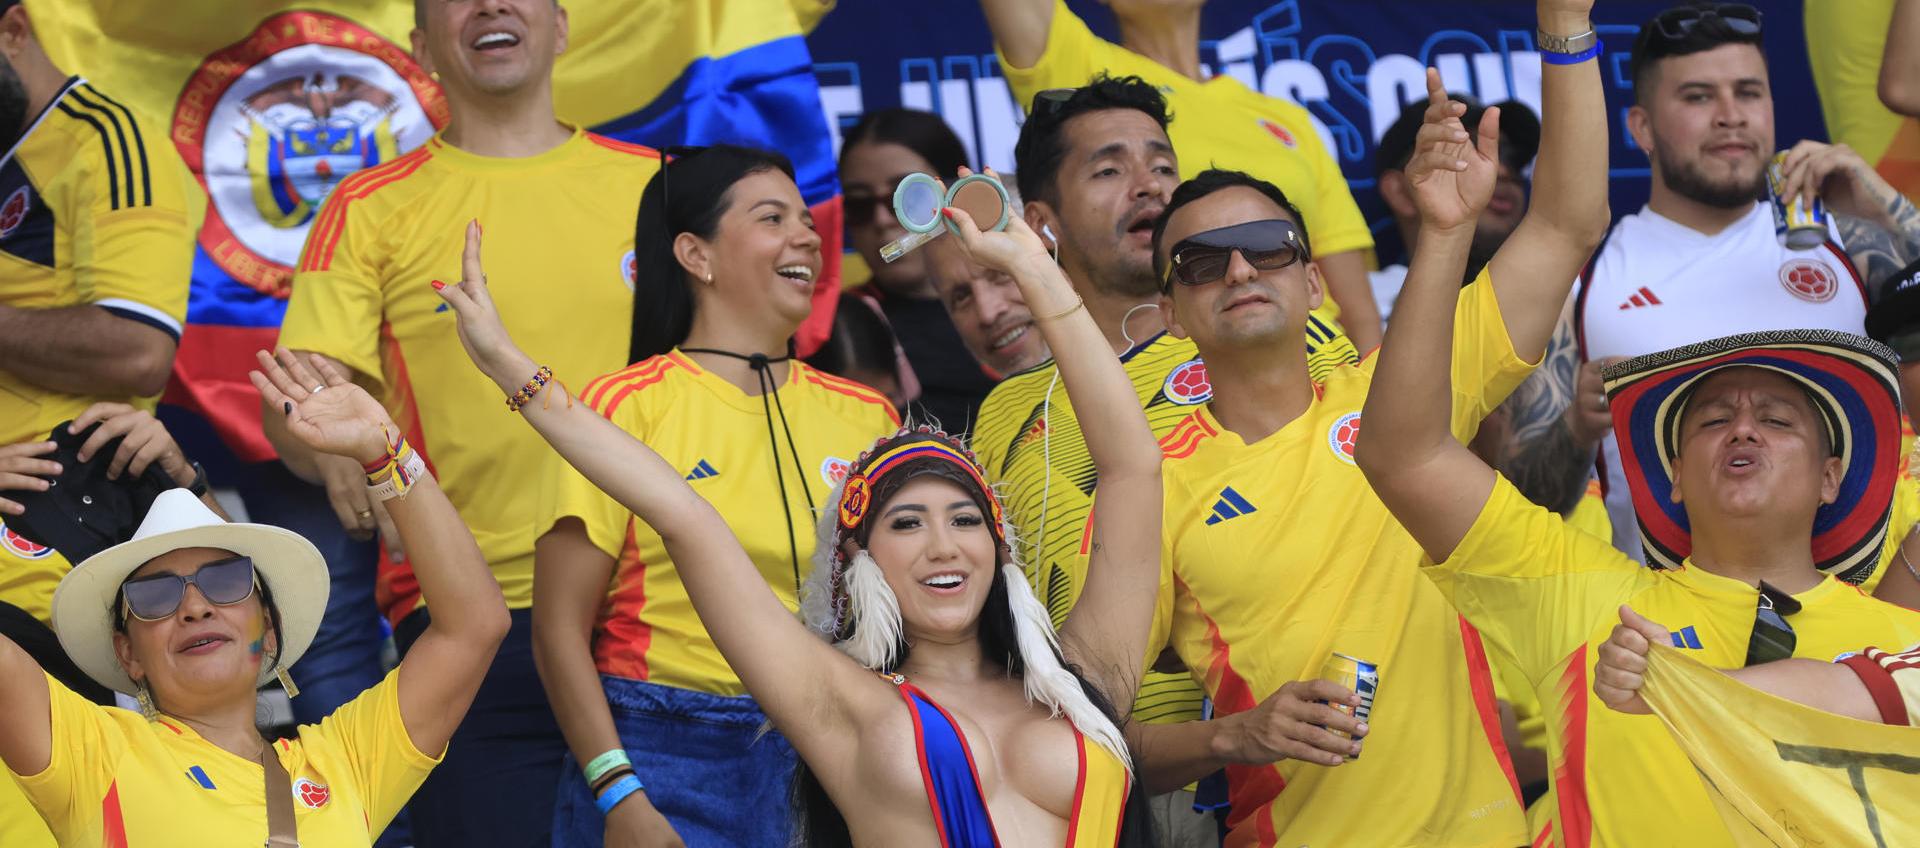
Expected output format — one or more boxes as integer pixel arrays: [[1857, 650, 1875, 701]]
[[812, 2, 1605, 184]]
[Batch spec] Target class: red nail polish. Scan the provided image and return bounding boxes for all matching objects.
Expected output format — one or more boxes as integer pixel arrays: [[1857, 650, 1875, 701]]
[[431, 280, 447, 291], [942, 208, 956, 220]]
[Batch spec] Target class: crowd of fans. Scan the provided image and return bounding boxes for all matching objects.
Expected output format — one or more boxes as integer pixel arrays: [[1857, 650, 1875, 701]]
[[1, 0, 1919, 846]]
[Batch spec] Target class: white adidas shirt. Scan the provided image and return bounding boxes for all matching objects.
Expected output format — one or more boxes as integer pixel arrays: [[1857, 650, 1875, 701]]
[[1576, 201, 1864, 557]]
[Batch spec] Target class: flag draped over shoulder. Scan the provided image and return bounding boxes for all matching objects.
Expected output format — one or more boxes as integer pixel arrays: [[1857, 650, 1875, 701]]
[[24, 0, 842, 462], [1642, 645, 1920, 847]]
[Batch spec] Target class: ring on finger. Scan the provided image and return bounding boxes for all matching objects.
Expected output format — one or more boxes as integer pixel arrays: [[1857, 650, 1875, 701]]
[[356, 509, 373, 520], [311, 385, 327, 394]]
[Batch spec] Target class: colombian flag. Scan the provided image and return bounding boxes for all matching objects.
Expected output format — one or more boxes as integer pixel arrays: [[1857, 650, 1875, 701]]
[[1642, 645, 1920, 846], [25, 0, 843, 462]]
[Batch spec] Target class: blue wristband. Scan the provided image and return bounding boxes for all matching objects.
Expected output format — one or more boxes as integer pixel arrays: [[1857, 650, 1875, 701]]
[[595, 774, 645, 816], [1541, 42, 1602, 65]]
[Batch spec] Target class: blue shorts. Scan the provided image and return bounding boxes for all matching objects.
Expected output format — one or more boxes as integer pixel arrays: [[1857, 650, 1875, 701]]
[[552, 675, 797, 848]]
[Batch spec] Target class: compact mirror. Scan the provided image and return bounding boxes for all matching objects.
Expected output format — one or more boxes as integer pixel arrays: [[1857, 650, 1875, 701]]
[[880, 172, 1013, 263]]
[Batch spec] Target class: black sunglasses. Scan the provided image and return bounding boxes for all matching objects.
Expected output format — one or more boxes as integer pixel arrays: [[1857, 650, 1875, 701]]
[[119, 556, 258, 622], [1649, 3, 1763, 43], [1163, 219, 1310, 290], [1743, 580, 1801, 667], [1032, 87, 1076, 119]]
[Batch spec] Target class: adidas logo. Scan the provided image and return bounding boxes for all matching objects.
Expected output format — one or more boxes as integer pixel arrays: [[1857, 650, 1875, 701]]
[[1617, 286, 1664, 310], [1205, 487, 1256, 525], [684, 459, 719, 481], [1668, 626, 1703, 649]]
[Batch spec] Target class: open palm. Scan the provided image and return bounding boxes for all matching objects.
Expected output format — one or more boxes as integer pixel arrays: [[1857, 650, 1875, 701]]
[[1406, 68, 1499, 232], [250, 349, 395, 465]]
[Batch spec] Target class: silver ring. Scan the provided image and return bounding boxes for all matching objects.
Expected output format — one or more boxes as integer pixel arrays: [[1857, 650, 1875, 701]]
[[311, 385, 326, 394], [356, 509, 373, 520]]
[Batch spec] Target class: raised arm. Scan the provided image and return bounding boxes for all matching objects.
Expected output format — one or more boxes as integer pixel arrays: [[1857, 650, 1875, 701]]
[[979, 0, 1055, 70], [944, 186, 1161, 709], [1485, 0, 1609, 364], [1881, 0, 1920, 117], [249, 350, 508, 756], [430, 223, 878, 745], [1353, 69, 1504, 561]]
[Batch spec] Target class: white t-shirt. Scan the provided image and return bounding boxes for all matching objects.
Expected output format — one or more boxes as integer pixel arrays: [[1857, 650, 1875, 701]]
[[1369, 263, 1408, 329], [1576, 202, 1864, 556]]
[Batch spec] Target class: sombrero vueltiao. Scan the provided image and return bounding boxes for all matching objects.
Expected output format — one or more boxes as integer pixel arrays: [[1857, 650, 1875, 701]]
[[1601, 330, 1902, 584]]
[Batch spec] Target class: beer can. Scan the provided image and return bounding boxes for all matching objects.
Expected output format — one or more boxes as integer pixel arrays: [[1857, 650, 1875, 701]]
[[1767, 151, 1829, 251], [1319, 652, 1379, 758]]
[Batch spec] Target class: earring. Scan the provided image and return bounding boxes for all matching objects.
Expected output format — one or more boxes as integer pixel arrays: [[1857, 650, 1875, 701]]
[[705, 271, 714, 285], [135, 683, 157, 721], [275, 666, 301, 699], [429, 70, 440, 82]]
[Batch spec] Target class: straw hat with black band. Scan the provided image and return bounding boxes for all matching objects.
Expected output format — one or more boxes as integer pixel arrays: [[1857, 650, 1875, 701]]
[[49, 488, 328, 696], [1600, 329, 1902, 585]]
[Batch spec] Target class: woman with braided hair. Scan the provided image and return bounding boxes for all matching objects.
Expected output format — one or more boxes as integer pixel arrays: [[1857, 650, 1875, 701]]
[[435, 168, 1164, 847]]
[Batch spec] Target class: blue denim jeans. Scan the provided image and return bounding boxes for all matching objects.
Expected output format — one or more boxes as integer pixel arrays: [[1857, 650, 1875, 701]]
[[553, 675, 797, 848], [398, 607, 567, 848]]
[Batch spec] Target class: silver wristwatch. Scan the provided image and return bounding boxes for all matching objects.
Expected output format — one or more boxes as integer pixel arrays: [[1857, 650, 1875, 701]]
[[1537, 29, 1599, 55]]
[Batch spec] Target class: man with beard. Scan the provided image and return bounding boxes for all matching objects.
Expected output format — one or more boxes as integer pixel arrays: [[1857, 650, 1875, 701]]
[[968, 76, 1360, 844], [0, 2, 193, 845], [1502, 4, 1920, 607]]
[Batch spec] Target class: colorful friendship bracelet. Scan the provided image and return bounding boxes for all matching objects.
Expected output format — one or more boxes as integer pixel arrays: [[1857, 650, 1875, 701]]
[[365, 433, 426, 502], [507, 365, 554, 412]]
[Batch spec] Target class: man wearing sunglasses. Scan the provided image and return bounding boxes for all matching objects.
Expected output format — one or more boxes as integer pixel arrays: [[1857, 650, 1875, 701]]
[[1506, 4, 1920, 604], [1359, 21, 1920, 848], [1118, 0, 1609, 837]]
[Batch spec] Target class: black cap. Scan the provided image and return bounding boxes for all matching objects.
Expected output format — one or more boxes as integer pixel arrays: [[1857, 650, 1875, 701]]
[[1866, 257, 1920, 359], [6, 420, 180, 564], [1375, 93, 1541, 178]]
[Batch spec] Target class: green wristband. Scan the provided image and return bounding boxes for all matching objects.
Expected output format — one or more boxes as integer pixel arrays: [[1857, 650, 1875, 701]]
[[583, 749, 631, 785]]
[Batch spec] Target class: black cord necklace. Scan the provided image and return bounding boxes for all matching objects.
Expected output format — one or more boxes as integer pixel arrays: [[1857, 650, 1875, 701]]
[[679, 342, 816, 596]]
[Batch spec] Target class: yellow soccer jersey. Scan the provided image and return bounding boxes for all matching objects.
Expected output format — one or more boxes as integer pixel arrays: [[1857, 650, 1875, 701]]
[[8, 668, 438, 846], [0, 77, 193, 447], [543, 352, 899, 696], [999, 1, 1372, 260], [1806, 1, 1920, 199], [1152, 274, 1529, 847], [972, 318, 1356, 725], [0, 79, 192, 625], [1430, 477, 1920, 848], [279, 127, 660, 620]]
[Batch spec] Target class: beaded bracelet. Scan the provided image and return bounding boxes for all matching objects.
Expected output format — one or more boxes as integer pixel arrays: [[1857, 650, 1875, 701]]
[[507, 366, 554, 412], [595, 774, 645, 815]]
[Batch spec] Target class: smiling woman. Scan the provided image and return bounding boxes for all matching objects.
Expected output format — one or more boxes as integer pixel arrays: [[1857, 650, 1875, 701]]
[[0, 351, 508, 847]]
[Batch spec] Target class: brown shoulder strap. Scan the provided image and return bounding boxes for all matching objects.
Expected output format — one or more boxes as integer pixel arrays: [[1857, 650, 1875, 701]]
[[261, 743, 300, 847]]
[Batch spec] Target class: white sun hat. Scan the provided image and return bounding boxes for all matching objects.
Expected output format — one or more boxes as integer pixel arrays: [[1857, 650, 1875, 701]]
[[50, 489, 329, 696]]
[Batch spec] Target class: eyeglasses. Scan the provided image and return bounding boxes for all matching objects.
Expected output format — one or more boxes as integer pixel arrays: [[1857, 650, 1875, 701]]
[[1032, 88, 1076, 119], [1742, 580, 1801, 667], [119, 556, 258, 622], [1648, 4, 1763, 43], [844, 193, 888, 228], [1163, 219, 1309, 290]]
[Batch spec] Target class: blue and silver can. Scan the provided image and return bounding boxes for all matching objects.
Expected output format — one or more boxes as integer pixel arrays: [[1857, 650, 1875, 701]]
[[1319, 652, 1378, 758], [1767, 150, 1830, 250]]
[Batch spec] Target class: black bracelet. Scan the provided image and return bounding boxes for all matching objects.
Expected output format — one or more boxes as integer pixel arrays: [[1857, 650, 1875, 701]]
[[591, 766, 636, 797], [186, 461, 209, 497]]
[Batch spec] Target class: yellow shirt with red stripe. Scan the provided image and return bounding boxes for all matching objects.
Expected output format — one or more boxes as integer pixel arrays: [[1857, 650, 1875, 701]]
[[541, 352, 899, 696], [972, 319, 1357, 727], [1151, 272, 1529, 847], [0, 78, 194, 626], [6, 668, 437, 846], [278, 127, 660, 619], [1429, 477, 1920, 848]]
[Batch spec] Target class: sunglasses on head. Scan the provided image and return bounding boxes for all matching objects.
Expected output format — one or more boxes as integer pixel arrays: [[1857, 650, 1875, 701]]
[[1162, 219, 1309, 291], [1742, 580, 1801, 667], [1032, 87, 1076, 119], [118, 556, 258, 623], [1649, 3, 1763, 43]]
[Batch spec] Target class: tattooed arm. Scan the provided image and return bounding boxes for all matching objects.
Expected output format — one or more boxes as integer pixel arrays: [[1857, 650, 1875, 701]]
[[1493, 305, 1607, 515], [1779, 141, 1920, 286]]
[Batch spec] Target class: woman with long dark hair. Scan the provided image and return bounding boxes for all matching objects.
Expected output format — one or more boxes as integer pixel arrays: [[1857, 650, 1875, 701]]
[[529, 146, 902, 846], [439, 169, 1163, 846]]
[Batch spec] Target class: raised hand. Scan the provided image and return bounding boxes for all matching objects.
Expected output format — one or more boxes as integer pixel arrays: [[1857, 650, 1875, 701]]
[[250, 348, 397, 466], [1406, 68, 1500, 233], [941, 168, 1054, 278], [1778, 140, 1900, 225], [432, 220, 538, 391]]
